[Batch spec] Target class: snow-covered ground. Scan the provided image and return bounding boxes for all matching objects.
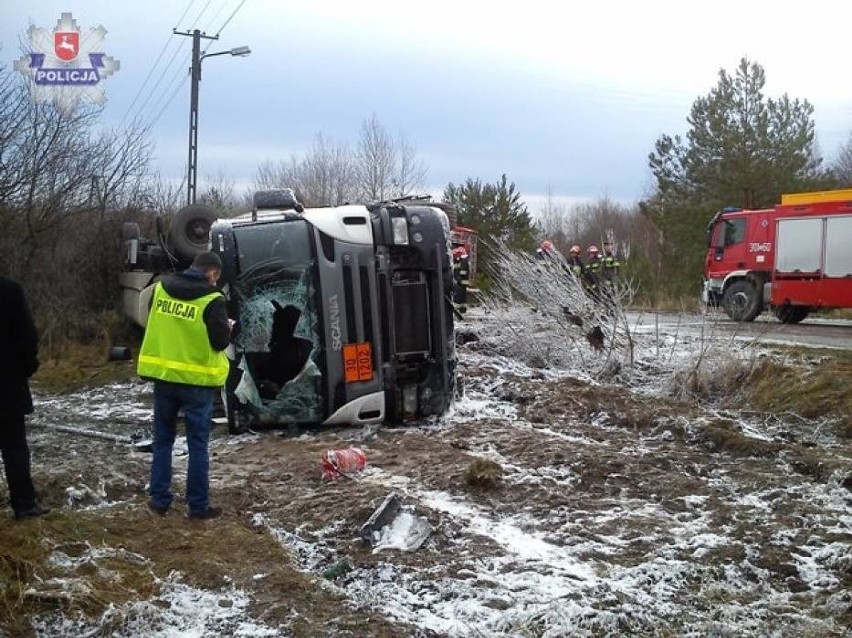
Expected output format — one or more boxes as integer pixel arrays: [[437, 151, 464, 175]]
[[11, 306, 852, 637]]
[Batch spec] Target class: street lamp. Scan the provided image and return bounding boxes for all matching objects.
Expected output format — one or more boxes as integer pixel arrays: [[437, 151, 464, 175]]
[[176, 28, 251, 206]]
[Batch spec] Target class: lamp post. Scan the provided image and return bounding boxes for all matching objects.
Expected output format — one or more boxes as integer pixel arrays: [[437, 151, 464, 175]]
[[175, 28, 251, 206]]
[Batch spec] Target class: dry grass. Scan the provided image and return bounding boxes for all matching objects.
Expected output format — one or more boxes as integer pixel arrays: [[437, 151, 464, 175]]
[[735, 350, 852, 440], [1, 495, 417, 636], [0, 502, 316, 635], [465, 458, 503, 488], [32, 343, 139, 394]]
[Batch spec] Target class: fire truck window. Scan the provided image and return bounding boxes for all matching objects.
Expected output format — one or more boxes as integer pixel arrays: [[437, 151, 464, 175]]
[[724, 219, 746, 246]]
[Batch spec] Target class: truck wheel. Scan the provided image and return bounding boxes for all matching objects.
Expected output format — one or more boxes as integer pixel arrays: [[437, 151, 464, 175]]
[[774, 305, 810, 324], [722, 280, 761, 322], [168, 204, 217, 262]]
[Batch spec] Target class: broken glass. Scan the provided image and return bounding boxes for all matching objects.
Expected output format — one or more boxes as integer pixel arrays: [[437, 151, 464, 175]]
[[228, 220, 324, 425]]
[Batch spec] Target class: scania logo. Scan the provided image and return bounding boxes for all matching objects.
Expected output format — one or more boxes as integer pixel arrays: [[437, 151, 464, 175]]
[[328, 294, 342, 351]]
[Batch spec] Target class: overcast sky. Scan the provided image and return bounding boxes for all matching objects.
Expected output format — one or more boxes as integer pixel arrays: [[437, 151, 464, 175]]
[[3, 1, 851, 211]]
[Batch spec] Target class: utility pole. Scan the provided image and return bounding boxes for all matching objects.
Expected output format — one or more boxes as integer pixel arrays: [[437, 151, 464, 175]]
[[174, 28, 218, 207]]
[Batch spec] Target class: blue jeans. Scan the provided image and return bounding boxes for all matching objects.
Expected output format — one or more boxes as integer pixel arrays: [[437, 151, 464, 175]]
[[149, 381, 214, 515]]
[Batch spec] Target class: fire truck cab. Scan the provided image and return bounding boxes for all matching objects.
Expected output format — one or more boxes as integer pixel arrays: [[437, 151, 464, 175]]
[[703, 189, 852, 323]]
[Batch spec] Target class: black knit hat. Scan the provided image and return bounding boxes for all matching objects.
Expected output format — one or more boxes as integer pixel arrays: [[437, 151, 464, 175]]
[[191, 251, 222, 271]]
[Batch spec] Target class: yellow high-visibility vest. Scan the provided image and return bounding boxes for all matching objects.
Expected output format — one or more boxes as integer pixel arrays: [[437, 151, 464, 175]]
[[137, 282, 229, 387]]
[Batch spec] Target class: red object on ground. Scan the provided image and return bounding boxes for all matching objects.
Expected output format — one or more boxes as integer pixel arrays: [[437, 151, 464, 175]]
[[322, 447, 367, 480]]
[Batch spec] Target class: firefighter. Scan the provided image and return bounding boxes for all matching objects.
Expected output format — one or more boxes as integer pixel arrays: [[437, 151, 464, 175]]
[[584, 245, 604, 299], [601, 241, 621, 280], [565, 245, 584, 276], [452, 245, 471, 308], [536, 239, 555, 260]]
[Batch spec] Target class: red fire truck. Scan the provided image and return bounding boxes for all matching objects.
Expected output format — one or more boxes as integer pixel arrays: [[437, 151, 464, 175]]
[[703, 189, 852, 323]]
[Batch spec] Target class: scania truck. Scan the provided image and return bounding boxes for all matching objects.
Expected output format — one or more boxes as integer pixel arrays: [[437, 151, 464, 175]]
[[703, 189, 852, 323], [120, 189, 457, 432]]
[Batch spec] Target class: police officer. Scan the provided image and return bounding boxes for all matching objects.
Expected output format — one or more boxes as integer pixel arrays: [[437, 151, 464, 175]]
[[138, 251, 231, 520]]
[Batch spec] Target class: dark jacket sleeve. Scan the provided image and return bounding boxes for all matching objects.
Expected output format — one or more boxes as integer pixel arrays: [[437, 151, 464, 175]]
[[203, 295, 231, 351], [9, 280, 40, 378], [0, 278, 39, 416]]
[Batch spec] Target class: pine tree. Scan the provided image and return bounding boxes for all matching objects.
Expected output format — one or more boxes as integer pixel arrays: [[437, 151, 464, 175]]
[[443, 174, 536, 285], [641, 58, 832, 298]]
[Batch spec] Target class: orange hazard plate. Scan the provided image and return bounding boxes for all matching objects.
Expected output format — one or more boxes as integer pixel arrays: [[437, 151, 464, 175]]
[[343, 342, 373, 383]]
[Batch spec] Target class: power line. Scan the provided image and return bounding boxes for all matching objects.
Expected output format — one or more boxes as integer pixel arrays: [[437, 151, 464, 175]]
[[127, 41, 189, 124], [127, 0, 221, 126], [199, 0, 229, 36], [190, 0, 215, 31], [148, 68, 189, 129], [121, 40, 181, 125], [126, 0, 219, 127], [174, 0, 198, 29], [120, 0, 197, 125], [216, 0, 247, 37]]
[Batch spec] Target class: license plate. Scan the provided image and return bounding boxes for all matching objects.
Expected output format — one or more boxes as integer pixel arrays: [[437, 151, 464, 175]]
[[343, 342, 373, 383]]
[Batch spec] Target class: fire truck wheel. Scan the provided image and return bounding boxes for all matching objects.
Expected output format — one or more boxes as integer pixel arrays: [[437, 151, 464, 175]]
[[722, 280, 761, 322], [774, 305, 810, 324], [169, 204, 217, 262]]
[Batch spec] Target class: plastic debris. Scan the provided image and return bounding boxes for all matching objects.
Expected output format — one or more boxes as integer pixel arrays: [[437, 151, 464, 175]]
[[360, 492, 432, 552], [321, 447, 367, 480]]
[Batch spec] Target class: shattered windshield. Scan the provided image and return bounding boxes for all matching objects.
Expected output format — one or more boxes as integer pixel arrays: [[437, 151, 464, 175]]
[[229, 220, 324, 425]]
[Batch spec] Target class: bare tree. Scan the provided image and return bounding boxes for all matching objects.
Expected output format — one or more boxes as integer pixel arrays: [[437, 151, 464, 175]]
[[253, 116, 427, 207], [301, 134, 357, 206], [484, 239, 637, 376], [253, 135, 356, 207], [536, 186, 569, 247], [0, 64, 153, 337], [393, 134, 427, 198], [356, 115, 396, 201], [356, 114, 428, 201], [199, 168, 242, 215], [832, 132, 852, 186], [142, 173, 185, 218]]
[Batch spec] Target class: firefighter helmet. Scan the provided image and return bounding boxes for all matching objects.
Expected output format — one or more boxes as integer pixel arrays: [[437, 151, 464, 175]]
[[540, 239, 554, 252], [569, 245, 581, 254], [452, 245, 468, 260], [587, 245, 599, 254]]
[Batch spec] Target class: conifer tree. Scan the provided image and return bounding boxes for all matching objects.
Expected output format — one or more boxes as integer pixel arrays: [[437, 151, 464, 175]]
[[641, 58, 831, 297], [443, 174, 536, 285]]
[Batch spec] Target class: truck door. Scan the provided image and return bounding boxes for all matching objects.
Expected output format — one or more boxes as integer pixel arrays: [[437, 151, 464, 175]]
[[707, 216, 747, 277]]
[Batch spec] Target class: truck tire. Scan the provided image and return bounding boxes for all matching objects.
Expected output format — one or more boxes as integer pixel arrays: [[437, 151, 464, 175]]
[[722, 280, 761, 322], [774, 305, 810, 324], [168, 204, 217, 262]]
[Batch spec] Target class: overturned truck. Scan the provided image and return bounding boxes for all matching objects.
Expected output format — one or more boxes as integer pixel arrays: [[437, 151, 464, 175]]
[[120, 190, 457, 432]]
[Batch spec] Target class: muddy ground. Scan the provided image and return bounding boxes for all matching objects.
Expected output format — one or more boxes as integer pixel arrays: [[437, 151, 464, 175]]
[[2, 313, 851, 637]]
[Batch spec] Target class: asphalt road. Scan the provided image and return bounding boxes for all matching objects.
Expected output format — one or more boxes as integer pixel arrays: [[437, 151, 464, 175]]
[[628, 310, 852, 351]]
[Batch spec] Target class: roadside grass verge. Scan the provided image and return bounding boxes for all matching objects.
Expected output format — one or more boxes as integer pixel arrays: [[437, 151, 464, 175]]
[[0, 502, 346, 636], [734, 348, 852, 440], [31, 342, 140, 394]]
